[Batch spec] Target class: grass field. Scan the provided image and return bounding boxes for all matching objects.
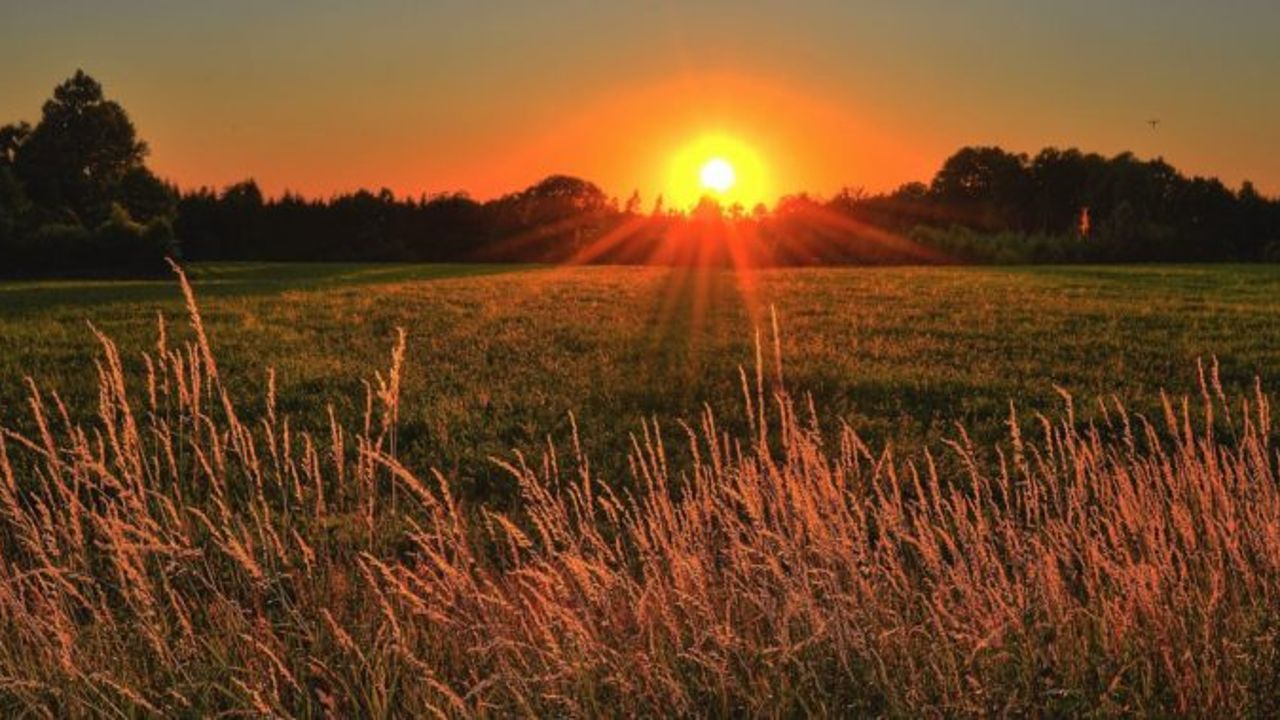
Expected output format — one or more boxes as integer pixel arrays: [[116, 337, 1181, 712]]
[[3, 262, 1280, 715], [4, 262, 1280, 495]]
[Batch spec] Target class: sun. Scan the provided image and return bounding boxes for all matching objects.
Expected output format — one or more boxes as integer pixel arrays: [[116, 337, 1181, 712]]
[[665, 132, 772, 211], [699, 158, 736, 194]]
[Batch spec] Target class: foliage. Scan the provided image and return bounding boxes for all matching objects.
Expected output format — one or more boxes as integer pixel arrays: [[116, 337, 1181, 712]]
[[1, 204, 175, 277], [889, 147, 1280, 262], [909, 226, 1104, 264], [14, 70, 147, 225], [0, 71, 175, 277]]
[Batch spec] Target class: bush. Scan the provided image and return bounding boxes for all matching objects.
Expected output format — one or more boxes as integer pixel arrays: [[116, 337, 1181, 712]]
[[92, 202, 177, 273], [0, 222, 92, 275], [910, 225, 1108, 264], [0, 204, 175, 277]]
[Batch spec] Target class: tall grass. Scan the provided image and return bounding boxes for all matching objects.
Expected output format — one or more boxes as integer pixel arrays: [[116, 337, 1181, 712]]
[[1, 264, 1278, 717]]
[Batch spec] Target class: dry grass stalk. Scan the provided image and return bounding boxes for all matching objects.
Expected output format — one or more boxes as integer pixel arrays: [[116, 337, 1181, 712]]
[[0, 265, 1277, 716]]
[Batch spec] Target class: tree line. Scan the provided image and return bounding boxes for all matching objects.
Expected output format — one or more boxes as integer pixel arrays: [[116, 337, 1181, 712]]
[[3, 72, 1279, 276], [881, 146, 1280, 263]]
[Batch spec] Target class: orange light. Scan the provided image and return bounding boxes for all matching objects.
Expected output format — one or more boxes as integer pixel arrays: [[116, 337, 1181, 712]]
[[666, 132, 771, 210], [699, 157, 736, 194]]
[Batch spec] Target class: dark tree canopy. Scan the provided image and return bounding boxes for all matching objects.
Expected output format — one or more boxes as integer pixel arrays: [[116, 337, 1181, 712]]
[[929, 146, 1033, 231], [521, 175, 607, 209], [0, 122, 31, 167], [1, 71, 176, 276], [15, 70, 149, 225]]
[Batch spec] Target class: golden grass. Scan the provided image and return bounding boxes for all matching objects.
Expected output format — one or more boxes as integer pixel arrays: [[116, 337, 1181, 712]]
[[0, 264, 1279, 716]]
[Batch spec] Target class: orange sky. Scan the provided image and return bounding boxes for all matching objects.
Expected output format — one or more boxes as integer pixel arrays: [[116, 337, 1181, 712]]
[[3, 1, 1278, 204], [449, 73, 939, 209]]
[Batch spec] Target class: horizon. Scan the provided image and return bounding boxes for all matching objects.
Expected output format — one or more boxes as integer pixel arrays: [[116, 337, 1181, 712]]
[[4, 1, 1279, 204], [8, 3, 1280, 715]]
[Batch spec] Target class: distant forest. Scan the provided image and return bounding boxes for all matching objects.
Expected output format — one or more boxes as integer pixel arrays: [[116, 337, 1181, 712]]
[[3, 71, 1279, 276]]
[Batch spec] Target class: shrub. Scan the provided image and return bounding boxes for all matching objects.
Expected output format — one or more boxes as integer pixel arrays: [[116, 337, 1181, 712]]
[[0, 204, 175, 277]]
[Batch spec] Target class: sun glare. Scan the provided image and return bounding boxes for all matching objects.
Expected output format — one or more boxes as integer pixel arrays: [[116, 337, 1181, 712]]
[[699, 158, 736, 194], [666, 133, 772, 211]]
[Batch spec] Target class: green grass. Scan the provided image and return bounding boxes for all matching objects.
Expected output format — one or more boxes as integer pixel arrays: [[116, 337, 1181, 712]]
[[4, 262, 1280, 498], [5, 261, 1280, 715]]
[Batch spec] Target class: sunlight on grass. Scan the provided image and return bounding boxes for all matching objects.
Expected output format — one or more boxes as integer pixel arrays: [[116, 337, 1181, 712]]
[[0, 266, 1278, 715]]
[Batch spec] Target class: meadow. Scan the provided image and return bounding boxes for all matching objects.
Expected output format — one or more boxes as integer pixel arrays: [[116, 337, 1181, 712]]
[[5, 262, 1280, 496], [2, 262, 1280, 715]]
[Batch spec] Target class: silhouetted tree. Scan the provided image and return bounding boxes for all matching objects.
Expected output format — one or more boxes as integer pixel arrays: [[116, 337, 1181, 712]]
[[0, 123, 30, 167], [119, 166, 177, 223], [0, 124, 33, 245], [930, 146, 1032, 231], [2, 71, 175, 276], [1028, 148, 1096, 233], [14, 70, 147, 226], [219, 180, 266, 258], [0, 166, 28, 246]]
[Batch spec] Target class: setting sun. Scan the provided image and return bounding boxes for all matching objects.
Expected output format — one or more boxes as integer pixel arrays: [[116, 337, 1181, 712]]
[[666, 133, 772, 211], [699, 158, 736, 194]]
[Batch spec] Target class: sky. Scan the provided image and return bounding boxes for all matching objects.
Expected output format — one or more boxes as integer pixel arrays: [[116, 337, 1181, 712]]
[[3, 0, 1278, 205]]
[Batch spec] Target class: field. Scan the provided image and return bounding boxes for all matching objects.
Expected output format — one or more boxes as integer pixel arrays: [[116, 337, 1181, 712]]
[[5, 262, 1280, 494], [2, 262, 1280, 715]]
